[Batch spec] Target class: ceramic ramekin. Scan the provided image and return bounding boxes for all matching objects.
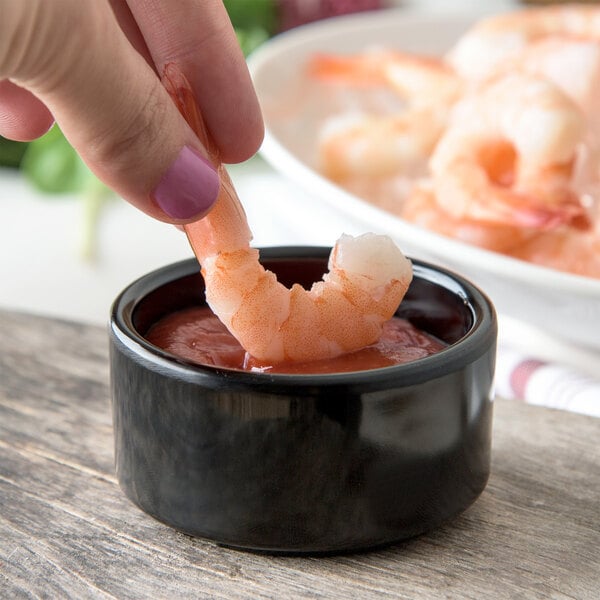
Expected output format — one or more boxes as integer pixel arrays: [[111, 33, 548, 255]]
[[109, 247, 496, 554]]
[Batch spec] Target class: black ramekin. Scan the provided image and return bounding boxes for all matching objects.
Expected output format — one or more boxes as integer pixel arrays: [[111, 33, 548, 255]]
[[109, 247, 496, 554]]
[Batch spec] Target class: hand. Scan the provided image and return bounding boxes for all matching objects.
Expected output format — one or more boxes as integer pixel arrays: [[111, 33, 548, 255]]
[[0, 0, 264, 223]]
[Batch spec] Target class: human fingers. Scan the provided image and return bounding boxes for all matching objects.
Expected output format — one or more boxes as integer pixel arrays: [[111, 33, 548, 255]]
[[0, 79, 54, 140], [124, 0, 264, 163], [108, 0, 153, 66], [1, 0, 149, 142], [0, 0, 220, 223]]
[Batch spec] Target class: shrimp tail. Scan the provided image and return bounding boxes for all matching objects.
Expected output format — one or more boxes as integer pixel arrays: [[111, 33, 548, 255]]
[[511, 203, 589, 230], [512, 189, 592, 231], [162, 63, 219, 163], [162, 62, 253, 258], [307, 52, 388, 86]]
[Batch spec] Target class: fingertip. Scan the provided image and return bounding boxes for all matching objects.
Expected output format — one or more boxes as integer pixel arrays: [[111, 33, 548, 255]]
[[216, 112, 265, 164], [151, 145, 221, 221], [0, 81, 54, 141]]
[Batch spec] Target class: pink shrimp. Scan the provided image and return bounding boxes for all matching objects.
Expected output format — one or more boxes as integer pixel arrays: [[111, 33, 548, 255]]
[[402, 182, 537, 253], [482, 35, 600, 143], [308, 49, 462, 107], [447, 4, 600, 81], [430, 73, 591, 231], [509, 225, 600, 279], [309, 49, 462, 180], [162, 63, 413, 364], [317, 108, 443, 181], [404, 183, 600, 279]]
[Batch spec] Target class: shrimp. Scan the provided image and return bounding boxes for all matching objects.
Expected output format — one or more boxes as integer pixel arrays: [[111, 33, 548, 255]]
[[317, 108, 443, 181], [485, 36, 600, 152], [447, 4, 600, 81], [430, 73, 591, 230], [308, 49, 462, 108], [162, 63, 413, 364], [494, 36, 600, 193], [309, 49, 462, 180], [509, 225, 600, 279], [402, 182, 537, 253], [404, 183, 600, 278]]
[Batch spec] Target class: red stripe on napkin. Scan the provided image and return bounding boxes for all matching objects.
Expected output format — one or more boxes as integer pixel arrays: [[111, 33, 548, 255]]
[[509, 359, 545, 399], [495, 346, 600, 418]]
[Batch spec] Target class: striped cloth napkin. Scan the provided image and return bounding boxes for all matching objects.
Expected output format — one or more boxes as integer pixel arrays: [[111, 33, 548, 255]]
[[495, 345, 600, 418]]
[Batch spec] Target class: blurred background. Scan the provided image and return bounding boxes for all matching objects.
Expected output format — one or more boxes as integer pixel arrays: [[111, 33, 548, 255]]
[[0, 0, 521, 325]]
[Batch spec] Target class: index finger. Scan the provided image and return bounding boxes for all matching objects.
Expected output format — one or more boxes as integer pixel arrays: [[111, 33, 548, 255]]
[[123, 0, 264, 164]]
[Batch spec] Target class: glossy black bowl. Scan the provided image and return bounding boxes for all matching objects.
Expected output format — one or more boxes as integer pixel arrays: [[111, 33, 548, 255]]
[[109, 247, 496, 554]]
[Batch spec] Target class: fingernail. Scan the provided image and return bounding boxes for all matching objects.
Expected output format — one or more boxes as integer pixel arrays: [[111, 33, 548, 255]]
[[153, 146, 220, 219]]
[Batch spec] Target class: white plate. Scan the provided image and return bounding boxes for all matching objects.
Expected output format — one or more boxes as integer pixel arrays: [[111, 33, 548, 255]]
[[248, 9, 600, 351]]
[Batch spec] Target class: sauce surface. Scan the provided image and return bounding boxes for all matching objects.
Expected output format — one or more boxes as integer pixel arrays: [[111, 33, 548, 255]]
[[146, 306, 447, 374]]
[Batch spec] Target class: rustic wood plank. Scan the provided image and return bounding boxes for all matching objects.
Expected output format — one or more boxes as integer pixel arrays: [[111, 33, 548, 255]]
[[1, 310, 599, 599]]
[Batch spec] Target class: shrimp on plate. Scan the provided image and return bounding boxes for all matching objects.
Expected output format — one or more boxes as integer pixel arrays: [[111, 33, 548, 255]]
[[403, 183, 600, 278], [429, 73, 591, 231], [309, 49, 463, 180], [493, 36, 600, 191], [316, 108, 444, 181], [401, 181, 538, 253], [162, 63, 413, 365], [487, 36, 600, 142], [502, 37, 600, 119], [447, 4, 600, 81], [509, 223, 600, 279], [308, 49, 462, 107]]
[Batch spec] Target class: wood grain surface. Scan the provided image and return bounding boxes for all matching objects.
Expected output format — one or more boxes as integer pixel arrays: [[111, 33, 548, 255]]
[[1, 310, 599, 599]]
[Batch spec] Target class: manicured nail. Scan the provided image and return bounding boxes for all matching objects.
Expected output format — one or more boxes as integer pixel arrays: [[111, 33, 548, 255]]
[[153, 146, 220, 219]]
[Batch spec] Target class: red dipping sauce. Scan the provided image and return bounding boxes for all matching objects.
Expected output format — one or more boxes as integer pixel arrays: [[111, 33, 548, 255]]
[[146, 306, 447, 374]]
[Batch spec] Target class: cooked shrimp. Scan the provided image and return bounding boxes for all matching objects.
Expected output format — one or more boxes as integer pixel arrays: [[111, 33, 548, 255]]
[[309, 49, 462, 108], [430, 73, 590, 230], [496, 37, 600, 193], [402, 182, 537, 253], [404, 183, 600, 278], [162, 63, 413, 364], [492, 36, 600, 137], [447, 4, 600, 81], [317, 108, 443, 180], [510, 225, 600, 279], [310, 49, 462, 180]]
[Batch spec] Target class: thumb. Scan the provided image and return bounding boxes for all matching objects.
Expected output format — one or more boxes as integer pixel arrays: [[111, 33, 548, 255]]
[[0, 0, 220, 223]]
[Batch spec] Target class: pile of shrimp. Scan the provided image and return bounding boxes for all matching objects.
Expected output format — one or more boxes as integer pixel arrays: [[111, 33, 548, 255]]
[[307, 3, 600, 280]]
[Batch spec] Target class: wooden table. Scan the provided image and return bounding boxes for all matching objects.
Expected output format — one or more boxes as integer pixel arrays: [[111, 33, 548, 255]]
[[1, 310, 599, 599]]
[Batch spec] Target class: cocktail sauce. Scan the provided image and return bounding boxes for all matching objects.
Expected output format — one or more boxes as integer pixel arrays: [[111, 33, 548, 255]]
[[146, 306, 446, 374]]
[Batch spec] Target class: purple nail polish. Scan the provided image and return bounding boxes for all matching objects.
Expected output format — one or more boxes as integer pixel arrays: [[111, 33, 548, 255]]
[[153, 146, 220, 220]]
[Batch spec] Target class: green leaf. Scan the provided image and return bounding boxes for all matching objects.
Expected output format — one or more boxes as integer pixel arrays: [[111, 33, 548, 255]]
[[0, 136, 30, 168], [20, 125, 91, 194], [236, 26, 271, 56], [223, 0, 278, 35]]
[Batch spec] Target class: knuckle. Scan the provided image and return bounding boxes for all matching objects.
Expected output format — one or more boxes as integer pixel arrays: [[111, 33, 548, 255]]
[[0, 0, 40, 77], [1, 0, 95, 88], [88, 83, 167, 175]]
